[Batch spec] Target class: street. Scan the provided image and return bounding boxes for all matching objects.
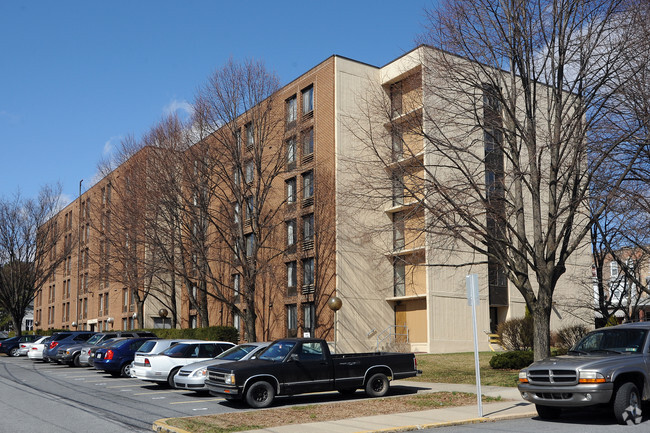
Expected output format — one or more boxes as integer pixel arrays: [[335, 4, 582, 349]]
[[0, 356, 237, 432]]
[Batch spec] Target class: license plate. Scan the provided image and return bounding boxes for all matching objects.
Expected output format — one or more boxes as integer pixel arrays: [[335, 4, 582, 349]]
[[96, 353, 102, 359]]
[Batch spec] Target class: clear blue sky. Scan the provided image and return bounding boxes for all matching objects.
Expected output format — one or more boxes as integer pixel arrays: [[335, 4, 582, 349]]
[[1, 0, 436, 205]]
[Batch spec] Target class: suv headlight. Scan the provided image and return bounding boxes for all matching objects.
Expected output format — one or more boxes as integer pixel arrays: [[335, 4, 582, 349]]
[[579, 371, 606, 383], [224, 373, 236, 385]]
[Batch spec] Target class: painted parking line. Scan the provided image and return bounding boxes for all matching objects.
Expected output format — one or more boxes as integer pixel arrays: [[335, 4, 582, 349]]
[[106, 384, 147, 389], [169, 398, 224, 404], [133, 390, 186, 396]]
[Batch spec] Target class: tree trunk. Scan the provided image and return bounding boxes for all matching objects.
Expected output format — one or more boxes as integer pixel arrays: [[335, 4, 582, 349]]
[[243, 293, 257, 342], [12, 316, 22, 337], [137, 301, 145, 330], [532, 304, 552, 361]]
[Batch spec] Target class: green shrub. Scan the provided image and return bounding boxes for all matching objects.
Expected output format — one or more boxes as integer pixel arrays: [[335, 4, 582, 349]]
[[497, 316, 533, 351], [489, 350, 534, 370], [139, 326, 239, 343]]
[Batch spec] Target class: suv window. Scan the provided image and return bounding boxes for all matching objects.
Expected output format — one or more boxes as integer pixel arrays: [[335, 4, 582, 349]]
[[53, 333, 72, 341]]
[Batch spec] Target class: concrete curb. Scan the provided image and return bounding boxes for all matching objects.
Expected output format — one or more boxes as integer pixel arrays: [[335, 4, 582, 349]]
[[152, 418, 193, 433]]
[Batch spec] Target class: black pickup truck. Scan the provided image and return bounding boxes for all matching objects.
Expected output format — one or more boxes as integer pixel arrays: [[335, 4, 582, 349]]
[[205, 338, 421, 408]]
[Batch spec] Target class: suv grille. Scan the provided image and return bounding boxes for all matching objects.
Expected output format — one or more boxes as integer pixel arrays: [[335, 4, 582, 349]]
[[528, 369, 577, 385]]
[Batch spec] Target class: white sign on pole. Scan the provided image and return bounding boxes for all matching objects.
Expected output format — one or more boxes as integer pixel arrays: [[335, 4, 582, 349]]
[[466, 274, 483, 418]]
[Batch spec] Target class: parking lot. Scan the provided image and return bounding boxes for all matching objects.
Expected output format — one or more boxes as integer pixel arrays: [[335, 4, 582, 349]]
[[0, 355, 238, 433]]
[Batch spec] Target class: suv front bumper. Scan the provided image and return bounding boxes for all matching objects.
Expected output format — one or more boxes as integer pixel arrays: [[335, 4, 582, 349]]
[[518, 382, 614, 407]]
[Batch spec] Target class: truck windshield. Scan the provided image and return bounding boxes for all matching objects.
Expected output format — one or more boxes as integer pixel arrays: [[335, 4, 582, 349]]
[[257, 342, 296, 362], [572, 329, 647, 354]]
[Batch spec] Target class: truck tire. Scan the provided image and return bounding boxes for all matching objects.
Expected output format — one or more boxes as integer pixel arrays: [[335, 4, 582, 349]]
[[535, 404, 561, 420], [245, 381, 275, 408], [365, 373, 389, 398], [613, 382, 642, 425]]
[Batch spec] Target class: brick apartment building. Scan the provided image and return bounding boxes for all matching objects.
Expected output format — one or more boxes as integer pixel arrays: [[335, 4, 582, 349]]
[[35, 46, 592, 353]]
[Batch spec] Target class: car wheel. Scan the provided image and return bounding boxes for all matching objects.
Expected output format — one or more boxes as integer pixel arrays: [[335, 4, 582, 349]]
[[613, 382, 642, 425], [73, 354, 81, 367], [365, 373, 389, 398], [535, 404, 562, 420], [120, 363, 131, 378], [167, 368, 181, 388], [245, 381, 275, 408], [9, 348, 20, 357]]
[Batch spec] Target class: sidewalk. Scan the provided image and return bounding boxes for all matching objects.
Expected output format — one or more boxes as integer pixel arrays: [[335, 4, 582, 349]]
[[153, 381, 537, 433]]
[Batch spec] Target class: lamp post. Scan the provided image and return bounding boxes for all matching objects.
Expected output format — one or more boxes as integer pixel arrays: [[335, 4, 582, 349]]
[[327, 296, 342, 354], [159, 308, 169, 330]]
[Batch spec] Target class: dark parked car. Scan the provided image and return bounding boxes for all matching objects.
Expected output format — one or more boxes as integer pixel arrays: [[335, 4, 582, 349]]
[[58, 331, 157, 366], [43, 331, 95, 362], [0, 335, 41, 357], [93, 337, 158, 377]]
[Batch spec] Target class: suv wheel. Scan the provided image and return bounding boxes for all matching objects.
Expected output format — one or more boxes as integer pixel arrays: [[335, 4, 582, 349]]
[[613, 382, 642, 425], [535, 404, 561, 420]]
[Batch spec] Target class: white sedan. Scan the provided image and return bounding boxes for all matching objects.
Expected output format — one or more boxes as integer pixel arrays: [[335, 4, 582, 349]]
[[27, 336, 51, 360], [132, 340, 235, 387]]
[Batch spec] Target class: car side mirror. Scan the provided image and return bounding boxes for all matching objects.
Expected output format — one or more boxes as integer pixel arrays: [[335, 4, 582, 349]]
[[289, 353, 299, 362]]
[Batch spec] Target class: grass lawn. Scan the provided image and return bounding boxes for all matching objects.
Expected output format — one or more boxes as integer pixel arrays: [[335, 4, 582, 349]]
[[413, 351, 520, 387]]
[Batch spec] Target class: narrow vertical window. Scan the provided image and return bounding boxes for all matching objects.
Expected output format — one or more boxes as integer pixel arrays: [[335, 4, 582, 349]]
[[286, 96, 297, 125], [302, 86, 313, 115]]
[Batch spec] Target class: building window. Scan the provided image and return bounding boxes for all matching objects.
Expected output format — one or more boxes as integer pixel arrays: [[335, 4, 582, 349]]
[[611, 261, 619, 278], [245, 160, 254, 183], [233, 166, 241, 187], [246, 197, 255, 222], [394, 259, 405, 297], [286, 219, 296, 248], [287, 137, 296, 168], [302, 128, 313, 157], [393, 214, 405, 251], [287, 261, 297, 295], [286, 304, 297, 337], [302, 214, 314, 242], [302, 171, 313, 200], [302, 303, 314, 336], [286, 178, 296, 204], [245, 233, 255, 258], [233, 274, 240, 303], [392, 173, 404, 206], [233, 313, 240, 331], [123, 288, 128, 313], [392, 128, 403, 161], [246, 123, 254, 148], [303, 257, 314, 288], [233, 202, 240, 224], [286, 96, 297, 125], [302, 86, 313, 115], [190, 315, 198, 329]]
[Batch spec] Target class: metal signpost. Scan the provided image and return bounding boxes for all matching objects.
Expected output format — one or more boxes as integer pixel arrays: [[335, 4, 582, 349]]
[[466, 273, 483, 418]]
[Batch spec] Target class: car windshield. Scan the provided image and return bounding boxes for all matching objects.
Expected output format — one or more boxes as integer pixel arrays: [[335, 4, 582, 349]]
[[572, 328, 647, 354], [217, 344, 259, 361], [85, 334, 103, 345], [257, 341, 296, 362]]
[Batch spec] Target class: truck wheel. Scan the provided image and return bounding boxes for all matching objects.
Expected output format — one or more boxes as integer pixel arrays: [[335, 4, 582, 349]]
[[167, 368, 181, 388], [535, 404, 561, 420], [245, 381, 275, 408], [613, 382, 642, 425], [365, 373, 389, 398]]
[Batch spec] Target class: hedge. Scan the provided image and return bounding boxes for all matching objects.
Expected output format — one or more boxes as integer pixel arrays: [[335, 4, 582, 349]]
[[489, 350, 534, 370], [28, 325, 239, 343]]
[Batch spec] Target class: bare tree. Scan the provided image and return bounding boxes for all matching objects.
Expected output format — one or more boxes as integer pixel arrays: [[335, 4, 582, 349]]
[[0, 185, 69, 336], [355, 0, 647, 359], [189, 58, 285, 341]]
